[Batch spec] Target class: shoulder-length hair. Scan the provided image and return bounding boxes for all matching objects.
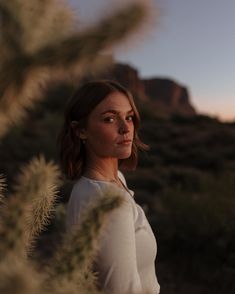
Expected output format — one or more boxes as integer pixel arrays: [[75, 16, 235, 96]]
[[58, 79, 148, 180]]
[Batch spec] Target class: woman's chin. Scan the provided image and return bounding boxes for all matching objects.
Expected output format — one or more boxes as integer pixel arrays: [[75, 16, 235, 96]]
[[117, 151, 132, 159]]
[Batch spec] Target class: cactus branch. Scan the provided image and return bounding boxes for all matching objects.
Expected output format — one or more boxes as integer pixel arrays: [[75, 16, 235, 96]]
[[49, 189, 124, 280], [0, 155, 61, 260]]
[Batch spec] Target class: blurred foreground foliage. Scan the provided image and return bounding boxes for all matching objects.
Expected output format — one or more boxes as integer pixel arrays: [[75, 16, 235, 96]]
[[0, 0, 154, 293]]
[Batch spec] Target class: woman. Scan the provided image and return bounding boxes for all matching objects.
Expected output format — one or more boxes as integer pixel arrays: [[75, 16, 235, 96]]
[[59, 80, 160, 294]]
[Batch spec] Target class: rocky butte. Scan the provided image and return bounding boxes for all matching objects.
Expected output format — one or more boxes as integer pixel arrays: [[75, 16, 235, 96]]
[[96, 62, 196, 118]]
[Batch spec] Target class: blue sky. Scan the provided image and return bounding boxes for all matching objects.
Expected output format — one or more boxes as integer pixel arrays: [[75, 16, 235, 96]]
[[69, 0, 235, 121]]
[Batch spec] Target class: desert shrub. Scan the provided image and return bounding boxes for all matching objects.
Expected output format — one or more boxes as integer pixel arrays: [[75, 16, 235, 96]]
[[181, 147, 225, 171], [152, 172, 235, 261], [150, 171, 235, 294], [167, 167, 205, 192]]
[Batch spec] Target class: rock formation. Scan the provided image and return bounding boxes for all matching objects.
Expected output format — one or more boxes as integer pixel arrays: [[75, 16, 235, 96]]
[[143, 78, 196, 116], [95, 61, 196, 117]]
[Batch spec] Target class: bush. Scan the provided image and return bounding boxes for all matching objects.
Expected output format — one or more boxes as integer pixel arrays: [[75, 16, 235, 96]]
[[152, 172, 235, 259]]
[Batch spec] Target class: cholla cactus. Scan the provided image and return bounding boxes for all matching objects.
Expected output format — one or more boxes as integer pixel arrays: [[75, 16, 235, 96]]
[[46, 190, 125, 294], [51, 190, 124, 276], [0, 0, 153, 139], [0, 158, 125, 293], [0, 176, 6, 205], [0, 0, 156, 293], [20, 155, 62, 254], [0, 255, 42, 294], [0, 155, 59, 294], [0, 155, 60, 261]]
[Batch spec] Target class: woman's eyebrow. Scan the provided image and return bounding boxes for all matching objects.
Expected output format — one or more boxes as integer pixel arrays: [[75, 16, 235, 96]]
[[100, 109, 134, 115]]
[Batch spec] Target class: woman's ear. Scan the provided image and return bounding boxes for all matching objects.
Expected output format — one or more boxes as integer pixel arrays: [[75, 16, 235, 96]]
[[71, 121, 87, 139], [79, 129, 87, 140]]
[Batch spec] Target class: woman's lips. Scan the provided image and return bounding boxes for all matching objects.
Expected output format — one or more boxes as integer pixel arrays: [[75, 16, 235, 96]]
[[117, 140, 132, 145]]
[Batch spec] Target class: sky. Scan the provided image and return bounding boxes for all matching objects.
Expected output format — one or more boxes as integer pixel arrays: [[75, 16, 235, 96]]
[[69, 0, 235, 121]]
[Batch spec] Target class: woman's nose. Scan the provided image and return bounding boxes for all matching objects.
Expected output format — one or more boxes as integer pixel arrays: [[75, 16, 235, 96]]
[[119, 120, 129, 134]]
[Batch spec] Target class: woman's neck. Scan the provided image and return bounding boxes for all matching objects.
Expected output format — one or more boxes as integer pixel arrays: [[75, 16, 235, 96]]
[[83, 155, 130, 193], [83, 156, 119, 182]]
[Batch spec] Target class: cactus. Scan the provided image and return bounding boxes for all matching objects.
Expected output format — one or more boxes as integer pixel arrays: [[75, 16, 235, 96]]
[[50, 190, 124, 275], [0, 176, 6, 205], [0, 255, 42, 294], [0, 0, 155, 293], [46, 190, 125, 294], [0, 161, 124, 293], [20, 155, 61, 254], [0, 0, 153, 139], [0, 156, 60, 260]]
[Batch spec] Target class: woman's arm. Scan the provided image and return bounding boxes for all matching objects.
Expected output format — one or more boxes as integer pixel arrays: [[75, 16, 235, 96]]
[[93, 198, 143, 294]]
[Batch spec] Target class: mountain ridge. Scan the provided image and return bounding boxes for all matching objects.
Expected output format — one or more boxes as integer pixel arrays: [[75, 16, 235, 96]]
[[96, 61, 196, 117]]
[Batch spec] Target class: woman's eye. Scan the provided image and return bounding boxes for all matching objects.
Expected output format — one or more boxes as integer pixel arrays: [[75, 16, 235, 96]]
[[126, 115, 134, 122], [104, 117, 115, 123]]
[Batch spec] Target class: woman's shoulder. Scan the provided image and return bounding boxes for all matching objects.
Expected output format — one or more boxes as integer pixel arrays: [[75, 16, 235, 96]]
[[67, 174, 138, 230], [71, 176, 104, 202], [72, 170, 126, 196], [70, 173, 133, 206]]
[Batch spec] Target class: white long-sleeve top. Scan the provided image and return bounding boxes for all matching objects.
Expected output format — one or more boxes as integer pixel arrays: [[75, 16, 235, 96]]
[[66, 171, 160, 294]]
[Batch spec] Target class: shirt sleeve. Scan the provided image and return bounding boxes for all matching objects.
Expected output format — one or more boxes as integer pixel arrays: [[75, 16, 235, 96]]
[[93, 198, 143, 294]]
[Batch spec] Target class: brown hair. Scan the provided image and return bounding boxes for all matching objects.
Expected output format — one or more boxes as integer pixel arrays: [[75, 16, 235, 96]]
[[58, 80, 148, 180]]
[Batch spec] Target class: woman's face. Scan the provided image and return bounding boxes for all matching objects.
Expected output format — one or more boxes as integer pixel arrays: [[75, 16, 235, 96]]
[[81, 91, 135, 160]]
